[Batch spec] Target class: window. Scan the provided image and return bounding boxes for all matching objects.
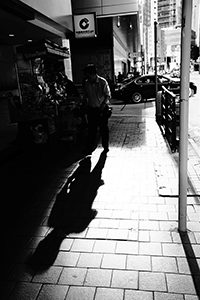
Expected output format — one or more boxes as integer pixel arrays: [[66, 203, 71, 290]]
[[158, 76, 169, 83], [136, 76, 155, 84]]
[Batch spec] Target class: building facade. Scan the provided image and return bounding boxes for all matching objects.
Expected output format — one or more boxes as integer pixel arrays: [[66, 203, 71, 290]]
[[157, 0, 182, 29], [70, 0, 141, 84]]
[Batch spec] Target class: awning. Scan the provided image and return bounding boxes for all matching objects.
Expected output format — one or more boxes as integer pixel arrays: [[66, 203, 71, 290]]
[[16, 39, 70, 60]]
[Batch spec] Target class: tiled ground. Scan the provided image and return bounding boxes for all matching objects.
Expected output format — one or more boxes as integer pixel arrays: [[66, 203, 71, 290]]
[[1, 111, 200, 300]]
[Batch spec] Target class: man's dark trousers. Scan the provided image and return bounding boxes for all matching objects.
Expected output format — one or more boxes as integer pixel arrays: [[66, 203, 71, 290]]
[[85, 107, 109, 153]]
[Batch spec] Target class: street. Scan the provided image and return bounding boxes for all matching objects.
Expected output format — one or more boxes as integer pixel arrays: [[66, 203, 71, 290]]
[[111, 71, 200, 157]]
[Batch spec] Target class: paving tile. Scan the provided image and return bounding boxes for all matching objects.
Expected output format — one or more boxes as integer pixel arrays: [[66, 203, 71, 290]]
[[139, 211, 149, 220], [152, 256, 178, 273], [5, 248, 33, 264], [99, 218, 119, 228], [88, 218, 101, 228], [139, 221, 159, 230], [71, 239, 95, 252], [148, 197, 165, 204], [154, 292, 184, 300], [93, 240, 116, 253], [139, 204, 157, 212], [107, 228, 129, 240], [168, 212, 178, 221], [7, 263, 33, 282], [32, 266, 62, 283], [97, 209, 113, 218], [7, 282, 42, 300], [105, 203, 123, 210], [127, 255, 151, 271], [60, 238, 74, 251], [3, 113, 200, 300], [95, 287, 124, 300], [101, 253, 126, 269], [166, 273, 196, 294], [139, 271, 167, 292], [124, 289, 153, 300], [162, 243, 185, 257], [37, 284, 69, 300], [171, 231, 182, 243], [77, 253, 102, 268], [139, 242, 162, 255], [184, 258, 200, 276], [112, 210, 131, 219], [68, 230, 87, 238], [9, 235, 33, 249], [115, 241, 138, 254], [177, 257, 196, 275], [84, 268, 112, 287], [159, 221, 178, 231], [157, 204, 176, 212], [149, 212, 168, 220], [86, 228, 108, 239], [184, 295, 199, 300], [26, 226, 50, 237], [150, 230, 172, 242], [187, 222, 200, 232], [111, 270, 138, 289], [135, 230, 148, 242], [194, 232, 200, 243], [0, 263, 15, 281], [119, 219, 138, 229], [192, 244, 200, 258], [188, 212, 200, 222], [66, 286, 95, 300], [128, 229, 138, 240], [2, 281, 15, 300], [27, 236, 44, 249], [58, 267, 87, 285], [54, 251, 80, 267]]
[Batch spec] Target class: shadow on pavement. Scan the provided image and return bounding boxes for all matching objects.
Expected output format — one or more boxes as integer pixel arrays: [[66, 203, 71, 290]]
[[27, 150, 107, 271], [180, 232, 200, 297], [0, 145, 85, 235]]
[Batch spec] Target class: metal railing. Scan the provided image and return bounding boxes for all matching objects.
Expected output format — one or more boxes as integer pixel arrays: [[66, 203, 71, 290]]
[[156, 86, 180, 152]]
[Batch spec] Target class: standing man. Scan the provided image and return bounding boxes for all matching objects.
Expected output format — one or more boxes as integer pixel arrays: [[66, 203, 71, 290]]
[[82, 64, 111, 155]]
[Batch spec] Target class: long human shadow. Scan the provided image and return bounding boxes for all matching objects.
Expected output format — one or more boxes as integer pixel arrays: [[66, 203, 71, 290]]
[[28, 151, 107, 271], [179, 231, 200, 297]]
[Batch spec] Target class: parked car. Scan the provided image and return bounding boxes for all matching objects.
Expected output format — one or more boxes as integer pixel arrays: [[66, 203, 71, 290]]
[[112, 74, 197, 103]]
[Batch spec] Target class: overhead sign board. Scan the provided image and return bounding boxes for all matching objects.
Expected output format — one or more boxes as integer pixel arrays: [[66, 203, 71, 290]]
[[16, 40, 70, 59], [73, 13, 97, 39]]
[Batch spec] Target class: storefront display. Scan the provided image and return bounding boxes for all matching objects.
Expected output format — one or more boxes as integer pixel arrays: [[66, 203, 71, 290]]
[[13, 39, 81, 148]]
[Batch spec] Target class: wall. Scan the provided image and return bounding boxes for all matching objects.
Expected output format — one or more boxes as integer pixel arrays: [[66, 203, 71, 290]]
[[72, 0, 139, 16], [19, 0, 73, 30], [70, 18, 114, 84], [113, 36, 127, 77]]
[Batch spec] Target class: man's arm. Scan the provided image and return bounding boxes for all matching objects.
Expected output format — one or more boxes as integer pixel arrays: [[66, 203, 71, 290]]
[[99, 79, 111, 110]]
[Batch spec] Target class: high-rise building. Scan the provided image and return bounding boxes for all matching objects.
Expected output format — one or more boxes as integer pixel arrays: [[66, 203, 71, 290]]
[[192, 0, 200, 47], [157, 0, 182, 29]]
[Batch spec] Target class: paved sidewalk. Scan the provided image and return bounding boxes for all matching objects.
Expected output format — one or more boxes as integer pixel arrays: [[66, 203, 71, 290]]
[[1, 112, 200, 300]]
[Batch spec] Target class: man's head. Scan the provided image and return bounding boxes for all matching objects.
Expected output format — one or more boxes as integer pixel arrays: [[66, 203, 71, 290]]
[[83, 64, 97, 83]]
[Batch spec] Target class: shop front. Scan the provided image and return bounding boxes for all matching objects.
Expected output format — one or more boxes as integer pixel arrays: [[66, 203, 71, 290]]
[[8, 39, 82, 150]]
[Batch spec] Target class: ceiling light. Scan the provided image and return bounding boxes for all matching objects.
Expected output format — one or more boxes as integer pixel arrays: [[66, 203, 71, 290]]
[[9, 34, 15, 37], [117, 16, 121, 28]]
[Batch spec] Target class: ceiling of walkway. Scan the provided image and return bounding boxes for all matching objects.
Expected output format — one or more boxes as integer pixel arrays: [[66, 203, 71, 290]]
[[113, 14, 140, 53], [0, 6, 60, 46]]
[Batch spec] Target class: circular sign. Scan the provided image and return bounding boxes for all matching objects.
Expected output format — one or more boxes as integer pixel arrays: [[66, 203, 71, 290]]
[[79, 18, 89, 30]]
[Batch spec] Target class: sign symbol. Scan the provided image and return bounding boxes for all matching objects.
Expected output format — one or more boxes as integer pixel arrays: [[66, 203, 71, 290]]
[[79, 18, 89, 30]]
